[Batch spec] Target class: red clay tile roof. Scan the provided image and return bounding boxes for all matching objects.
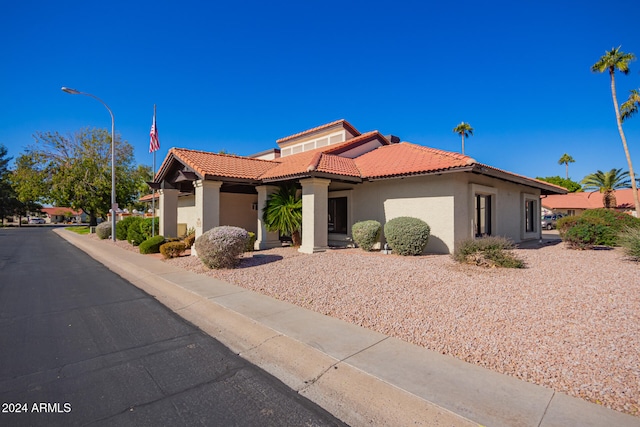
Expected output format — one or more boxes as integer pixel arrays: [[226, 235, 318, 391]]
[[163, 148, 277, 180], [355, 143, 474, 179], [276, 119, 360, 144], [154, 121, 565, 194], [542, 189, 640, 210]]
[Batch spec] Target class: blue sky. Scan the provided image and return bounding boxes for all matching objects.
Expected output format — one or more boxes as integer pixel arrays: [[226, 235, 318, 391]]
[[2, 0, 640, 183]]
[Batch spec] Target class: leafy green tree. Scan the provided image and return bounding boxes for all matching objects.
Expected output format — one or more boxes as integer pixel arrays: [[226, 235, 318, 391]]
[[452, 122, 474, 155], [581, 168, 632, 209], [127, 164, 153, 213], [536, 176, 582, 192], [22, 127, 139, 226], [11, 154, 46, 224], [557, 153, 575, 179], [0, 144, 21, 225], [262, 184, 302, 246], [591, 47, 640, 214]]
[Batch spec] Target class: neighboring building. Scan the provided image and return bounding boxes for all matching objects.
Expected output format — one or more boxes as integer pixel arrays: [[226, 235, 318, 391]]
[[152, 119, 566, 254], [542, 189, 640, 217], [40, 207, 87, 223]]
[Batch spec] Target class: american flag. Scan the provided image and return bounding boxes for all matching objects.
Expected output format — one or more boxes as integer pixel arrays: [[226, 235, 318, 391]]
[[149, 111, 160, 153]]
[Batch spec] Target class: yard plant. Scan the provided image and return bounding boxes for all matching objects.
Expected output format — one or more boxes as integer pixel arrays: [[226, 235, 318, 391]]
[[453, 236, 525, 268], [194, 226, 249, 269], [558, 208, 640, 249], [139, 235, 165, 254], [95, 221, 112, 239], [160, 241, 186, 259], [351, 220, 382, 251], [262, 184, 302, 246], [384, 217, 430, 256], [618, 226, 640, 260]]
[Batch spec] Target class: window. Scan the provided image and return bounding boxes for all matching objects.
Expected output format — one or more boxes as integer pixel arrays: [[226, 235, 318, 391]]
[[475, 194, 492, 237], [328, 197, 347, 234], [525, 199, 536, 232]]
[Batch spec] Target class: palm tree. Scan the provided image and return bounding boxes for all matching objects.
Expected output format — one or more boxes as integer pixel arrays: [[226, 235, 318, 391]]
[[581, 168, 632, 209], [621, 88, 640, 121], [557, 153, 575, 179], [452, 122, 474, 155], [591, 47, 640, 215], [262, 184, 302, 246]]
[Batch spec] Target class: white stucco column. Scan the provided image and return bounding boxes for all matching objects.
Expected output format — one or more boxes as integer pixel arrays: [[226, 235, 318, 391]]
[[159, 188, 179, 238], [255, 185, 281, 250], [194, 180, 223, 239], [299, 177, 331, 254]]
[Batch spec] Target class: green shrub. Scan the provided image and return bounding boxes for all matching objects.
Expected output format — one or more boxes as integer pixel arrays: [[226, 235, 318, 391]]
[[116, 216, 139, 241], [352, 220, 382, 251], [95, 222, 112, 240], [245, 231, 256, 252], [139, 217, 160, 240], [453, 236, 525, 268], [127, 224, 145, 246], [160, 241, 186, 259], [559, 209, 640, 249], [194, 226, 249, 269], [139, 235, 165, 254], [618, 227, 640, 260], [383, 217, 430, 256]]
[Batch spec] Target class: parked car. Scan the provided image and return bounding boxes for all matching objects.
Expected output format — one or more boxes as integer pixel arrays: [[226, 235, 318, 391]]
[[28, 218, 46, 224], [541, 214, 564, 230]]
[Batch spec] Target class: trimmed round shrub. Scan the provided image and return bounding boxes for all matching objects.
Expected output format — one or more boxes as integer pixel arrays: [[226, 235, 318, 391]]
[[383, 217, 430, 256], [116, 216, 139, 241], [139, 235, 165, 254], [139, 217, 159, 240], [351, 220, 382, 251], [558, 209, 640, 249], [95, 221, 112, 240], [160, 241, 186, 259], [194, 226, 249, 269], [453, 236, 525, 268]]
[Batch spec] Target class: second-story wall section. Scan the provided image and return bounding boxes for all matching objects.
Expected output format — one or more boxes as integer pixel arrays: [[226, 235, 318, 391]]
[[277, 119, 360, 157]]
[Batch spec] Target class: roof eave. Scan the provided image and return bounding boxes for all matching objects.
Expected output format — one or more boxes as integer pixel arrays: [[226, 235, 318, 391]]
[[471, 164, 568, 194]]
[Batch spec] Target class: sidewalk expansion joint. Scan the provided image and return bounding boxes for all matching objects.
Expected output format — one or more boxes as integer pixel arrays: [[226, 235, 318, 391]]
[[237, 333, 283, 357], [537, 390, 555, 427]]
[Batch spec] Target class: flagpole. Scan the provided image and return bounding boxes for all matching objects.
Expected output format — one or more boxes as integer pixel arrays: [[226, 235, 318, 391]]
[[152, 104, 157, 237]]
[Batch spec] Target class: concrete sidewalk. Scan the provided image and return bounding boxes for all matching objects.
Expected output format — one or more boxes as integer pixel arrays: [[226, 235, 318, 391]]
[[55, 229, 640, 427]]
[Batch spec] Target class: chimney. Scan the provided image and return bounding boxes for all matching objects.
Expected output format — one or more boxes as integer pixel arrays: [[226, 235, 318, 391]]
[[385, 135, 400, 144]]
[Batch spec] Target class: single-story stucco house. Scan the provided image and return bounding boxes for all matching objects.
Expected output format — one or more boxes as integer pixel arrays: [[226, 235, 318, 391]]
[[542, 189, 640, 217], [151, 119, 566, 254]]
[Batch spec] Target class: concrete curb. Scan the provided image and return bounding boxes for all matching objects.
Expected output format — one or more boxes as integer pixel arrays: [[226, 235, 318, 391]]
[[56, 229, 640, 427]]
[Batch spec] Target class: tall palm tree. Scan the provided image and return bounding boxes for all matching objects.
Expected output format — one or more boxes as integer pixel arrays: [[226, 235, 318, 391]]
[[621, 88, 640, 121], [591, 47, 640, 215], [452, 122, 474, 155], [262, 184, 302, 246], [581, 168, 632, 209], [557, 153, 575, 179]]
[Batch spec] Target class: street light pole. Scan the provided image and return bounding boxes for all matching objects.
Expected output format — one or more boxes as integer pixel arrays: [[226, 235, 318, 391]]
[[61, 87, 117, 241]]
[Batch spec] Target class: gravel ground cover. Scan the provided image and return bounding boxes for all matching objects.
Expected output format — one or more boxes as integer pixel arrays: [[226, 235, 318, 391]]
[[90, 234, 640, 416]]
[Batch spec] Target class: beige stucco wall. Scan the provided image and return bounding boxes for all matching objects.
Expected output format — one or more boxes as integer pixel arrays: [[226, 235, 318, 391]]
[[350, 173, 542, 254], [219, 193, 258, 234], [175, 193, 258, 235], [177, 195, 197, 233], [351, 175, 457, 254]]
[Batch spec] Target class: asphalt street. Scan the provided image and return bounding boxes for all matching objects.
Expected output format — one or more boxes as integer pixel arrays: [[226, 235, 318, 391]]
[[0, 227, 346, 426]]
